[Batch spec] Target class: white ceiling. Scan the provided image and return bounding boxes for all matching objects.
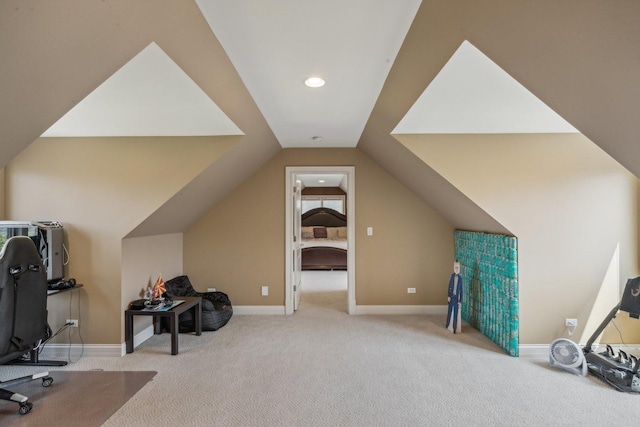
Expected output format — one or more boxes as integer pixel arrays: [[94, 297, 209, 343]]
[[43, 1, 577, 145], [196, 0, 421, 148], [298, 174, 346, 188]]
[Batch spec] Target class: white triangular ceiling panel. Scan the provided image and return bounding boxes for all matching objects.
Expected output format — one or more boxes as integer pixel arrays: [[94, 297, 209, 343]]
[[393, 41, 578, 134], [42, 42, 243, 137]]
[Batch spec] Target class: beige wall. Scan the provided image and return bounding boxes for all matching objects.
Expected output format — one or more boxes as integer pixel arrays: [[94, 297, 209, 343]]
[[0, 168, 5, 219], [184, 148, 454, 306], [397, 133, 639, 344], [6, 134, 636, 347], [5, 136, 234, 344], [121, 233, 183, 339]]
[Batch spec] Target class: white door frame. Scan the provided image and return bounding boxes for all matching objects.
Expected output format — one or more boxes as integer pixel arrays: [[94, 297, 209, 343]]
[[285, 166, 355, 315]]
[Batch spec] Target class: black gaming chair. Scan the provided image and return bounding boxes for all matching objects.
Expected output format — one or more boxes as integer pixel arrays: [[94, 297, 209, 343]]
[[0, 236, 53, 415]]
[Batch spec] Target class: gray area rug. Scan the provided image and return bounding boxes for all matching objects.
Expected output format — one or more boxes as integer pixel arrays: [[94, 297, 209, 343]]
[[0, 370, 156, 426]]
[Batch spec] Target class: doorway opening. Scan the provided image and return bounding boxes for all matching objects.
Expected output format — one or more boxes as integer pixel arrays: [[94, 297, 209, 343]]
[[285, 166, 355, 315]]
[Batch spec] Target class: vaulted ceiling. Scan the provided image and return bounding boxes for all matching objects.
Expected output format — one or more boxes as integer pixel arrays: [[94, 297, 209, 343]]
[[1, 1, 638, 236]]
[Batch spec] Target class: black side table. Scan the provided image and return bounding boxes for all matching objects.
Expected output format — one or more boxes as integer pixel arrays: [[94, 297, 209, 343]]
[[125, 296, 202, 355]]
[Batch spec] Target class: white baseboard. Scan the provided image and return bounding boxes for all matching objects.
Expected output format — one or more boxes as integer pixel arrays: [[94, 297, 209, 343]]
[[40, 324, 155, 358], [233, 305, 448, 315], [43, 309, 632, 360], [517, 344, 550, 358], [354, 305, 448, 315], [39, 343, 124, 359], [131, 324, 155, 351], [233, 305, 286, 315], [518, 342, 640, 358]]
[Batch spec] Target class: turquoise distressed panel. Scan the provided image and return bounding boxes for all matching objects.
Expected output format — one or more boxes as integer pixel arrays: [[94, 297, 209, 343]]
[[454, 230, 519, 357]]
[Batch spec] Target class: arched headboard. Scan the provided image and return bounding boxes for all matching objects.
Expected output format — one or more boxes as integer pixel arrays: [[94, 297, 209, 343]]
[[301, 207, 347, 227]]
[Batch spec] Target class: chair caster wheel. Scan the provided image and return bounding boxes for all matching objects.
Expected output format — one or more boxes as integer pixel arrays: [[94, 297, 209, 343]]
[[19, 402, 33, 415], [42, 376, 53, 387]]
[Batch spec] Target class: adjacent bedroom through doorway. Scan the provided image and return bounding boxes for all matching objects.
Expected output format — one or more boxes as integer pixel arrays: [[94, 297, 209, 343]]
[[299, 173, 348, 312], [287, 167, 354, 314]]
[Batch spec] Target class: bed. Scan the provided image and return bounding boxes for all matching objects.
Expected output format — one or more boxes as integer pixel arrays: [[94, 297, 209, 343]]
[[300, 207, 348, 270]]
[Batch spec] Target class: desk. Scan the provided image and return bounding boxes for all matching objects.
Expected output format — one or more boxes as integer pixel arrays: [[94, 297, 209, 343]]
[[125, 296, 202, 355], [47, 283, 83, 296]]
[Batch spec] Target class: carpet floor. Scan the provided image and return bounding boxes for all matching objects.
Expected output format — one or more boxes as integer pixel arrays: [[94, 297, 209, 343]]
[[3, 271, 640, 426]]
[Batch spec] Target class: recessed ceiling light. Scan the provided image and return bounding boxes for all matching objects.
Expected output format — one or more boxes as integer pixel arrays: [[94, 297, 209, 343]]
[[311, 136, 323, 143], [318, 179, 326, 183], [304, 77, 325, 88]]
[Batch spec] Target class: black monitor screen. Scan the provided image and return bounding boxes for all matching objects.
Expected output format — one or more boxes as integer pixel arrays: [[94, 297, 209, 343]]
[[620, 276, 640, 318]]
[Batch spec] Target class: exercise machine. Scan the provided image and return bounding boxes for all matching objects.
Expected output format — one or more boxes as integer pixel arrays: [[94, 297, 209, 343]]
[[582, 276, 640, 393]]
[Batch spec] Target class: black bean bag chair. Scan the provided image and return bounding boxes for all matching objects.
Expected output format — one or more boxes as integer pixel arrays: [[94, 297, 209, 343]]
[[162, 275, 232, 332]]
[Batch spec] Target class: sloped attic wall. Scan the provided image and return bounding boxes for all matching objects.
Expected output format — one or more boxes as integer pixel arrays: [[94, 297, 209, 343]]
[[5, 136, 234, 344], [1, 1, 281, 238], [360, 0, 640, 185], [357, 0, 640, 345], [396, 133, 639, 345]]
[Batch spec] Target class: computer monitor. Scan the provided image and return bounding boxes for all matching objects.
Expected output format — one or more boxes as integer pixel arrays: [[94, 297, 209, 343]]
[[620, 276, 640, 319], [0, 221, 65, 282]]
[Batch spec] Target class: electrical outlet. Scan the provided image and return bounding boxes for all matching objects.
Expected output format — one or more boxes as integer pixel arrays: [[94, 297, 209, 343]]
[[407, 288, 416, 294], [261, 286, 269, 296], [207, 288, 216, 292], [66, 319, 79, 327], [565, 318, 577, 327]]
